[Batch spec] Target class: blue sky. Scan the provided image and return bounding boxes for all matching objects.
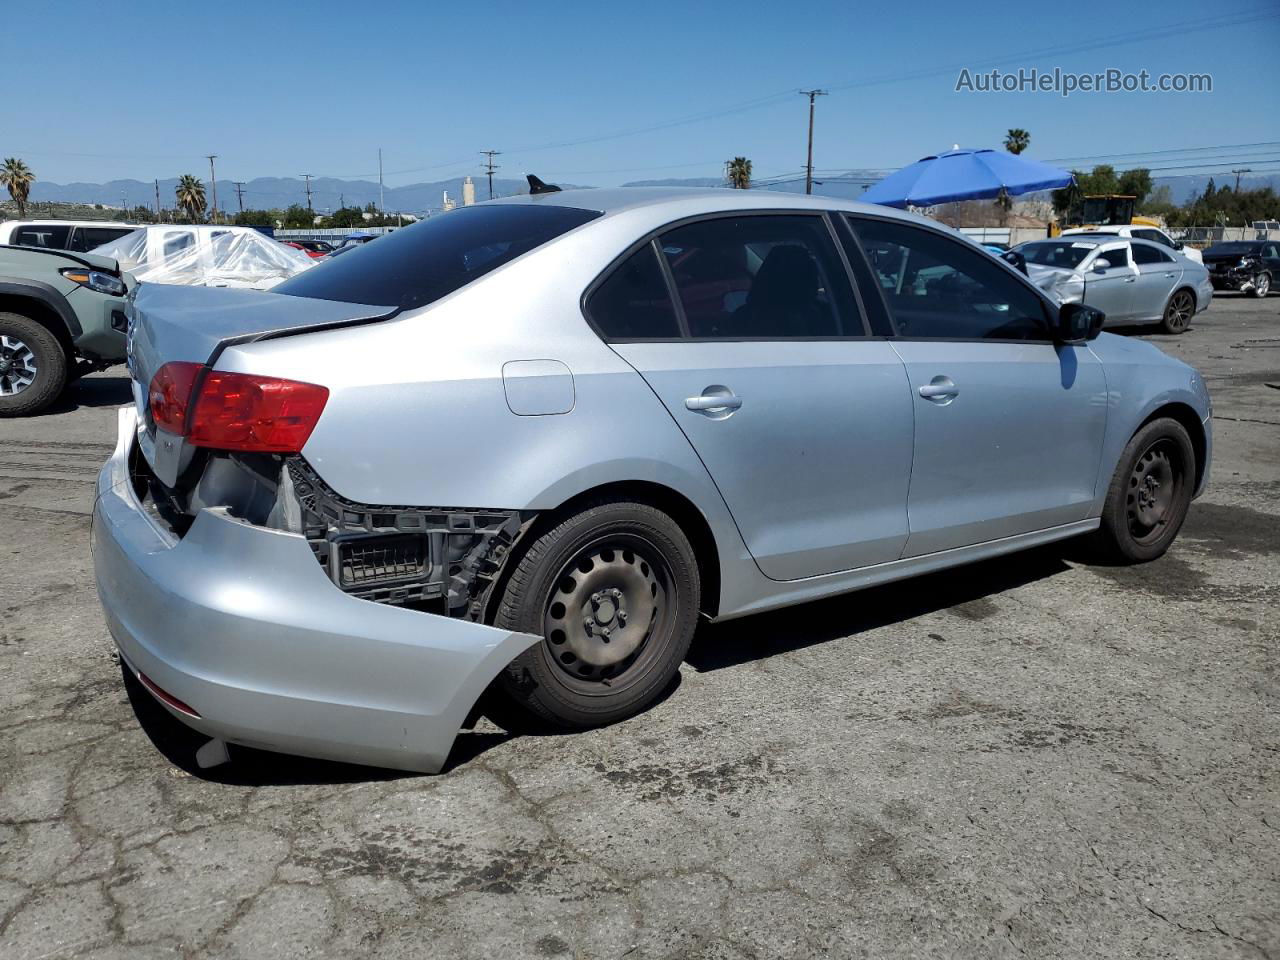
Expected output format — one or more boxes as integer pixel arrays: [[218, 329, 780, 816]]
[[3, 0, 1278, 189]]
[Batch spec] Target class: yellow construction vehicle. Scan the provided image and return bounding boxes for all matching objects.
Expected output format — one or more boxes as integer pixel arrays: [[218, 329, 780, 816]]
[[1049, 194, 1163, 236]]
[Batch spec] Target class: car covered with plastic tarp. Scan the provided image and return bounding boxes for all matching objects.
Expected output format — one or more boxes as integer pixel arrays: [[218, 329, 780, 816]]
[[93, 225, 313, 290]]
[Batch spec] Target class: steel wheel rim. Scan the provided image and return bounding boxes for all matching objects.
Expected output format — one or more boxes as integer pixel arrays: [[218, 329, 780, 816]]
[[0, 335, 37, 397], [1167, 292, 1193, 330], [542, 533, 671, 691], [1126, 439, 1181, 543]]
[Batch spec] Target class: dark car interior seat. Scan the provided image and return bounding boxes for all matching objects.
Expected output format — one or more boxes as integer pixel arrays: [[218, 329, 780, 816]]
[[733, 245, 836, 337]]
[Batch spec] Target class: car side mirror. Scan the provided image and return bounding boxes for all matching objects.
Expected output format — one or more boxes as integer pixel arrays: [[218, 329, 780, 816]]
[[1173, 240, 1184, 250], [1001, 249, 1028, 275], [1092, 258, 1111, 273], [1058, 302, 1105, 343]]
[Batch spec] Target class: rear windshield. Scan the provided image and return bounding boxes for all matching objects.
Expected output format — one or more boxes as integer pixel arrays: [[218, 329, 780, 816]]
[[1204, 242, 1259, 255], [1018, 240, 1097, 269], [274, 204, 601, 309]]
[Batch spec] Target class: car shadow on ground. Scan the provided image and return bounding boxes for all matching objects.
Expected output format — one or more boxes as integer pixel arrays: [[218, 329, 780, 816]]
[[122, 545, 1072, 785], [37, 374, 133, 415], [687, 543, 1073, 672]]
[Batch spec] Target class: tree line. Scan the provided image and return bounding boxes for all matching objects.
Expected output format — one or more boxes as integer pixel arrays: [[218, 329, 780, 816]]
[[1053, 164, 1280, 227]]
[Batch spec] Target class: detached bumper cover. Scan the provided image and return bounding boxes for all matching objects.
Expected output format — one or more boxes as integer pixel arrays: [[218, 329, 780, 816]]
[[92, 408, 539, 773]]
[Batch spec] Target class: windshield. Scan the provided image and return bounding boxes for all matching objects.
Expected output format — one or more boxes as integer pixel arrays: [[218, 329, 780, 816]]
[[1018, 240, 1097, 269], [275, 204, 601, 309], [1204, 242, 1260, 255]]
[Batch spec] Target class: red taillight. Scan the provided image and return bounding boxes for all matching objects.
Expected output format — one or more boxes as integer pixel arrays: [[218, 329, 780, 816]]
[[148, 361, 200, 434], [147, 361, 329, 453]]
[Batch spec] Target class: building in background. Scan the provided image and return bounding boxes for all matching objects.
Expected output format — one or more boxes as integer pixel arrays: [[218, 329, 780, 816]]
[[463, 177, 476, 207]]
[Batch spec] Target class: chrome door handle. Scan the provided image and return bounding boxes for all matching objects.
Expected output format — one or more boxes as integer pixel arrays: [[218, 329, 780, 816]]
[[918, 376, 959, 403], [1124, 276, 1136, 283], [686, 386, 742, 417], [1164, 272, 1177, 278]]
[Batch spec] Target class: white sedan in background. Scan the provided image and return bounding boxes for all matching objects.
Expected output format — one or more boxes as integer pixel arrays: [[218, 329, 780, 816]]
[[1015, 236, 1213, 334]]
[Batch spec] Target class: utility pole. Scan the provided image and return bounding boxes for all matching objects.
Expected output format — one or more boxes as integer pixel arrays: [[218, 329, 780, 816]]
[[205, 155, 218, 223], [233, 181, 246, 213], [154, 179, 161, 221], [799, 90, 827, 195], [378, 148, 385, 213], [1231, 167, 1252, 192], [301, 174, 314, 213], [480, 150, 501, 199]]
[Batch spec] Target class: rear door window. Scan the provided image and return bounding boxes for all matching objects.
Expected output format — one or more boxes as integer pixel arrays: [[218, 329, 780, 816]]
[[68, 226, 135, 252], [275, 204, 601, 309], [656, 215, 859, 339], [13, 225, 71, 249], [586, 243, 681, 339], [1132, 244, 1165, 266]]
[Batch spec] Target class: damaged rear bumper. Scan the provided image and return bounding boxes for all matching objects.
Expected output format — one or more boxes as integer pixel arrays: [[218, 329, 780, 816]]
[[92, 407, 540, 773]]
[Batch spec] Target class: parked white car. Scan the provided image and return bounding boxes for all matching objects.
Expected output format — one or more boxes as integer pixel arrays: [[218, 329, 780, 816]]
[[92, 225, 313, 290], [1060, 225, 1203, 264], [0, 219, 137, 253]]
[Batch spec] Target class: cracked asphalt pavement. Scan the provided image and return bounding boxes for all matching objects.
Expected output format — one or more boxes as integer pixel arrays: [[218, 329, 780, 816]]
[[1, 295, 1277, 959]]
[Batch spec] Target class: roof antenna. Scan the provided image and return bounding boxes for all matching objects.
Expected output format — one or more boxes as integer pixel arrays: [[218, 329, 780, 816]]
[[527, 174, 561, 195]]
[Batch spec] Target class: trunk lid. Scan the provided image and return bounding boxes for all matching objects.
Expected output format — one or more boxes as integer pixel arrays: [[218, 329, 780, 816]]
[[126, 283, 395, 484]]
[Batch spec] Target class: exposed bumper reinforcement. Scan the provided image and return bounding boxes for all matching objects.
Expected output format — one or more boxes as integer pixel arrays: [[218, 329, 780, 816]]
[[92, 407, 540, 774]]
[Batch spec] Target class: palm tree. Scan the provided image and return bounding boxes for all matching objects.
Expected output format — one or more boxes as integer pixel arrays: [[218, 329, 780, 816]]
[[1, 158, 36, 218], [1004, 129, 1031, 155], [175, 174, 206, 222], [726, 157, 752, 190]]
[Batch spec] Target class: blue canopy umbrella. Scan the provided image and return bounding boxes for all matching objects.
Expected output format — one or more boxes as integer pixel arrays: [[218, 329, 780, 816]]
[[860, 148, 1073, 208]]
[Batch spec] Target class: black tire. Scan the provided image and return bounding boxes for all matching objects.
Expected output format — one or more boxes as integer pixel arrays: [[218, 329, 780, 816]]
[[0, 312, 68, 417], [1160, 289, 1195, 335], [1094, 417, 1195, 563], [1248, 272, 1270, 298], [488, 499, 700, 731]]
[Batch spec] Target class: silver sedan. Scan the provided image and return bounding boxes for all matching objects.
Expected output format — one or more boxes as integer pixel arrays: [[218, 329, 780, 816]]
[[1017, 236, 1214, 334], [94, 189, 1212, 773]]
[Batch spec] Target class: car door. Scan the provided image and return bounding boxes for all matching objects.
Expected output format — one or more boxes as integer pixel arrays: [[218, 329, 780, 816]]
[[1082, 241, 1136, 323], [1262, 241, 1280, 280], [596, 213, 915, 581], [1130, 241, 1182, 321], [846, 214, 1108, 557]]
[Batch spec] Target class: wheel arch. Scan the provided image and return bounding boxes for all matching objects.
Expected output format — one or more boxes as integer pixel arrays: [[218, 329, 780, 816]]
[[486, 479, 723, 623], [0, 282, 79, 356], [1138, 401, 1207, 492]]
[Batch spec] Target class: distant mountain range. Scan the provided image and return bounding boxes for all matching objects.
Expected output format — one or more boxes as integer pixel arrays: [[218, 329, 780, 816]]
[[25, 170, 1280, 215], [28, 175, 545, 216]]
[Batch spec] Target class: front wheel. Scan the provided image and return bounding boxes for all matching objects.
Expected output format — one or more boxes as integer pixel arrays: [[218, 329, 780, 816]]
[[488, 500, 701, 731], [1160, 290, 1195, 334], [1094, 417, 1195, 563], [0, 312, 68, 417], [1249, 272, 1271, 298]]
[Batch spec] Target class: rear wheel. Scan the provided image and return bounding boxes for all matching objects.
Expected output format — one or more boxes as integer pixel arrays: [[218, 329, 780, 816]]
[[489, 500, 700, 731], [1160, 289, 1195, 334], [1094, 417, 1195, 563], [1249, 272, 1271, 298], [0, 312, 67, 417]]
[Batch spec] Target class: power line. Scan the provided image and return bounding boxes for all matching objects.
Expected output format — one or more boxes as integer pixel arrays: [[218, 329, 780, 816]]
[[1045, 141, 1280, 164]]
